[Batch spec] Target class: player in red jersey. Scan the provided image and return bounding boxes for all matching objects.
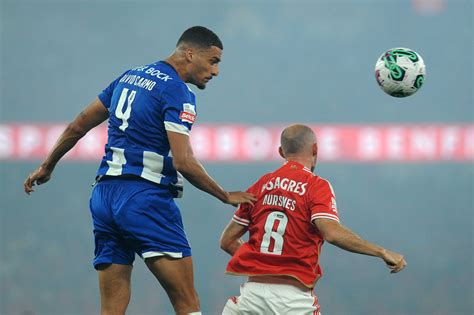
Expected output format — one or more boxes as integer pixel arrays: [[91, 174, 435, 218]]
[[220, 124, 407, 315]]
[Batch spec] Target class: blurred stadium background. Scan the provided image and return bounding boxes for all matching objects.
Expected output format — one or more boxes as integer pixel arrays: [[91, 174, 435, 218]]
[[1, 0, 472, 314]]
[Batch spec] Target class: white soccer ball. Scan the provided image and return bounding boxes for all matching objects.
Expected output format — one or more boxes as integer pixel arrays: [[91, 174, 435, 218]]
[[375, 47, 426, 97]]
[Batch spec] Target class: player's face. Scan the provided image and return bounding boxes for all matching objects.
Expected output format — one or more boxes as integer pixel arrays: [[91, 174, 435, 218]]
[[190, 46, 222, 90]]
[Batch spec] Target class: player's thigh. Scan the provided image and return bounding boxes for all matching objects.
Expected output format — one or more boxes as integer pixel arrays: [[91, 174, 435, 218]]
[[222, 296, 242, 315], [90, 182, 136, 269], [145, 256, 197, 294], [225, 283, 272, 314], [97, 263, 133, 311], [115, 184, 192, 259], [279, 285, 320, 315]]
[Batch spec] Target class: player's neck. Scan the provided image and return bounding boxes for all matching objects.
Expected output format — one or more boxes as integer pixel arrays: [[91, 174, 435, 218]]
[[164, 56, 189, 82]]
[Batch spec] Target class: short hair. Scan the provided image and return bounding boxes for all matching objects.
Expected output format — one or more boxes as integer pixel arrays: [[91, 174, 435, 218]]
[[280, 124, 316, 155], [176, 26, 223, 50]]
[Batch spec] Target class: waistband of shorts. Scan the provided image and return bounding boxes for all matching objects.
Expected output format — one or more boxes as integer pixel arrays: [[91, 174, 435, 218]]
[[248, 275, 311, 291], [94, 174, 182, 198], [97, 174, 166, 189]]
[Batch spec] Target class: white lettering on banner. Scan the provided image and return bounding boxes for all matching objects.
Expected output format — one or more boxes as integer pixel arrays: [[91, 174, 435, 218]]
[[215, 127, 238, 160], [45, 125, 66, 150], [77, 129, 103, 157], [440, 127, 460, 159], [242, 127, 273, 160], [190, 127, 211, 160], [386, 128, 405, 160], [318, 128, 340, 160], [0, 126, 13, 158], [411, 128, 437, 159], [465, 127, 474, 159], [2, 124, 473, 162], [359, 128, 382, 160], [18, 126, 42, 157]]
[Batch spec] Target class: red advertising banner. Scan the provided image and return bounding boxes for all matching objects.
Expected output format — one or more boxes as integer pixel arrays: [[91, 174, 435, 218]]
[[0, 124, 473, 162]]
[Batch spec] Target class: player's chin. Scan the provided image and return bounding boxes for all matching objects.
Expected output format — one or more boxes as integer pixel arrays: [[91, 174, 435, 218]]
[[196, 82, 207, 90]]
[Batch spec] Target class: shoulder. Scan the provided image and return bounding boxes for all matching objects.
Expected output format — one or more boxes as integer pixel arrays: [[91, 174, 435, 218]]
[[246, 172, 272, 194], [308, 175, 335, 192], [162, 81, 194, 98]]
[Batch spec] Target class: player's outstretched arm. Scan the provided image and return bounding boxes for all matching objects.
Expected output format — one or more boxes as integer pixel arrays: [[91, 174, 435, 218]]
[[313, 218, 407, 274], [220, 220, 247, 256], [24, 98, 109, 194], [167, 130, 257, 206]]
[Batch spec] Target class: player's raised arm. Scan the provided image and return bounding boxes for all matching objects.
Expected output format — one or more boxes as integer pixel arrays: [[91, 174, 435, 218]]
[[313, 218, 407, 273], [24, 97, 109, 194], [166, 130, 256, 206]]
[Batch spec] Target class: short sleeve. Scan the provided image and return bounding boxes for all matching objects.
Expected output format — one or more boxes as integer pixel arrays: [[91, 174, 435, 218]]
[[232, 179, 261, 227], [98, 72, 126, 109], [309, 178, 340, 223], [162, 83, 196, 136]]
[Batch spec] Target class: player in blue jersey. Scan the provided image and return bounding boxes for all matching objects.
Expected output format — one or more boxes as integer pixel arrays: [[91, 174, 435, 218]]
[[24, 26, 256, 315]]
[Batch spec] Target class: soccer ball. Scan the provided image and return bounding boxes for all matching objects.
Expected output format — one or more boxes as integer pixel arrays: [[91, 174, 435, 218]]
[[375, 48, 426, 97]]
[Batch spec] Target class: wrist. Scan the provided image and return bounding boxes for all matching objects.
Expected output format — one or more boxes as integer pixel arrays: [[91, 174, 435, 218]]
[[40, 162, 55, 171], [221, 191, 230, 203], [378, 247, 387, 258]]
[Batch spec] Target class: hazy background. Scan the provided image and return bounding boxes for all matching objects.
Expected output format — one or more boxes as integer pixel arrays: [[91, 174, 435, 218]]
[[1, 0, 473, 314]]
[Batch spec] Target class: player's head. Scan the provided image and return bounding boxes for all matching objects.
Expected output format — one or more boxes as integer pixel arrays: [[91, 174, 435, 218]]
[[175, 26, 223, 90], [279, 124, 318, 171]]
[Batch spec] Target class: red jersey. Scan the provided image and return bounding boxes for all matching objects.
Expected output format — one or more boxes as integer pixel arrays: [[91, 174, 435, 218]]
[[226, 161, 340, 288]]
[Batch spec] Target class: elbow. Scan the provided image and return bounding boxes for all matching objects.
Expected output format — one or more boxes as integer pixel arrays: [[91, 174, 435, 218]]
[[219, 237, 228, 252], [220, 235, 231, 253], [66, 122, 87, 137], [172, 157, 192, 174], [172, 159, 186, 174]]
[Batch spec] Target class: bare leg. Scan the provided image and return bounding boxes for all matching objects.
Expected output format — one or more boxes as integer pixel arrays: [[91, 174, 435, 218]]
[[97, 263, 133, 315], [145, 256, 200, 315]]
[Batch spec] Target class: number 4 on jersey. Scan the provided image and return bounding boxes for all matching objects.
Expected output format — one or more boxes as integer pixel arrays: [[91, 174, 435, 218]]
[[260, 211, 288, 255], [115, 88, 136, 131]]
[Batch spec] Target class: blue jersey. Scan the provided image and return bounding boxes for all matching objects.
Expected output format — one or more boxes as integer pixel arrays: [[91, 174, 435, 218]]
[[97, 61, 197, 198]]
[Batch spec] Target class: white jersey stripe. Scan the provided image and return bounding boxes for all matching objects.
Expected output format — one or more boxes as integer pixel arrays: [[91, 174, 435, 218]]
[[233, 215, 250, 223], [164, 121, 189, 135], [105, 147, 126, 175], [311, 213, 339, 220], [311, 215, 340, 222], [141, 151, 164, 184], [233, 217, 250, 226]]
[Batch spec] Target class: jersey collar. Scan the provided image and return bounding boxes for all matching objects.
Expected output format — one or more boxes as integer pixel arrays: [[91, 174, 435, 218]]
[[283, 160, 313, 174], [159, 61, 180, 80]]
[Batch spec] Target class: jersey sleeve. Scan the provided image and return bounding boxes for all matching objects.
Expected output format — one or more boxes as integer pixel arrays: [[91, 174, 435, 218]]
[[162, 83, 196, 136], [309, 178, 340, 223], [232, 179, 261, 227], [98, 72, 127, 109]]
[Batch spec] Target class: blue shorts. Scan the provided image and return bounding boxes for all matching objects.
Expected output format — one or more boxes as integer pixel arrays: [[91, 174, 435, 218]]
[[89, 177, 191, 269]]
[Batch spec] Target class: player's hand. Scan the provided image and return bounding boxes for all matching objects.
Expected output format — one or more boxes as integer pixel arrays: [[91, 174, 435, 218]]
[[381, 249, 406, 274], [225, 191, 257, 207], [24, 165, 53, 195]]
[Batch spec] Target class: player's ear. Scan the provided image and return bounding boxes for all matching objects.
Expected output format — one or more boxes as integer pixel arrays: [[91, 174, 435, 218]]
[[184, 48, 194, 62], [278, 146, 285, 159], [312, 142, 318, 157]]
